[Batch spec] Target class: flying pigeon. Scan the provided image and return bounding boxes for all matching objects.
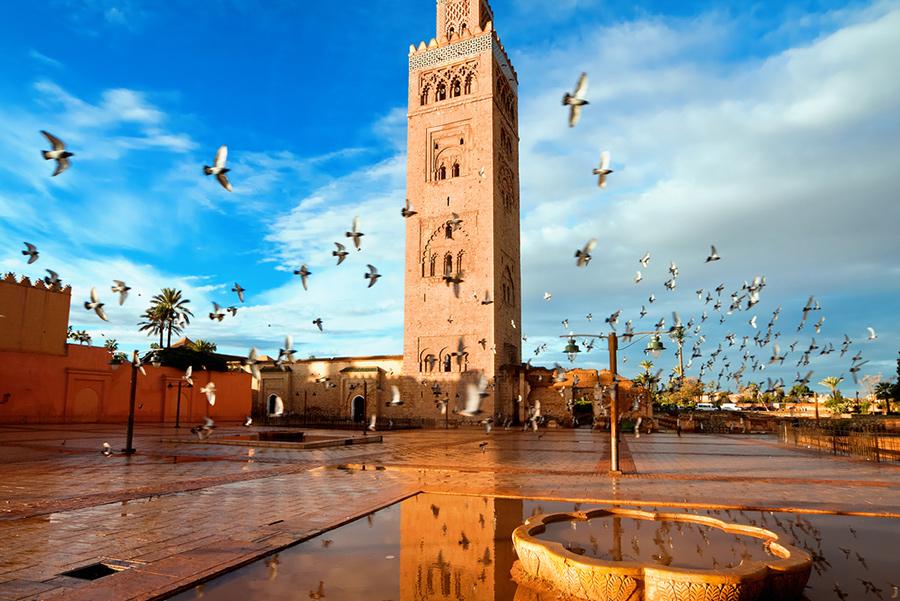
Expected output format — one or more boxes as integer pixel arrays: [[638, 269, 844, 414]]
[[368, 414, 377, 431], [460, 374, 489, 416], [365, 264, 381, 287], [543, 292, 552, 301], [232, 283, 245, 303], [634, 271, 642, 284], [639, 252, 650, 268], [209, 302, 225, 321], [183, 365, 194, 387], [200, 382, 216, 406], [293, 264, 311, 290], [191, 417, 215, 440], [43, 269, 61, 287], [111, 280, 130, 305], [312, 317, 323, 331], [389, 385, 403, 406], [84, 287, 108, 321], [575, 238, 597, 267], [332, 242, 348, 265], [563, 72, 589, 127], [243, 416, 253, 427], [203, 145, 232, 191], [346, 216, 364, 250], [226, 306, 238, 316], [591, 151, 613, 188], [40, 131, 73, 176], [244, 347, 261, 380], [269, 394, 284, 417], [867, 327, 877, 340], [706, 245, 720, 262], [401, 199, 417, 218], [22, 242, 39, 264]]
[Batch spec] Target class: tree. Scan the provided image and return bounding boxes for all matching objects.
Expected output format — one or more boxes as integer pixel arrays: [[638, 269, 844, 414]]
[[659, 378, 704, 408], [788, 383, 812, 400], [103, 339, 119, 353], [138, 306, 166, 347], [894, 352, 900, 405], [148, 288, 194, 348], [189, 339, 217, 353], [820, 376, 848, 414], [875, 381, 895, 414]]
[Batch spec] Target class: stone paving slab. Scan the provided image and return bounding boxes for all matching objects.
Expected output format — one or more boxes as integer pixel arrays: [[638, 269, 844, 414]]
[[0, 425, 897, 600]]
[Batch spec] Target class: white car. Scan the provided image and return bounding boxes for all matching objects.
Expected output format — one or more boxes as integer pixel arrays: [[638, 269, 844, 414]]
[[720, 403, 740, 411], [695, 402, 716, 411]]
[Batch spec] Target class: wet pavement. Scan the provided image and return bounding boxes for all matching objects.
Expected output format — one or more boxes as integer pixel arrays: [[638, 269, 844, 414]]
[[0, 424, 897, 600]]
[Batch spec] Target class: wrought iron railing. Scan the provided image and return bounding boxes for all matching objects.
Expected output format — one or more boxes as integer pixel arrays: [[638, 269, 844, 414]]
[[778, 422, 900, 463]]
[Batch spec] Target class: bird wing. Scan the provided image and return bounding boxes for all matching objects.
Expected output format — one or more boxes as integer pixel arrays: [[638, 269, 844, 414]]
[[41, 130, 65, 150], [334, 242, 345, 252], [352, 216, 360, 234], [95, 305, 108, 321], [599, 150, 610, 170], [583, 238, 597, 254], [568, 104, 582, 127], [52, 157, 70, 177], [391, 385, 400, 404], [216, 172, 232, 192], [214, 145, 228, 169], [574, 72, 588, 98], [90, 286, 99, 303], [25, 242, 37, 253], [367, 264, 378, 276], [285, 335, 293, 351], [710, 244, 717, 256], [185, 366, 192, 378]]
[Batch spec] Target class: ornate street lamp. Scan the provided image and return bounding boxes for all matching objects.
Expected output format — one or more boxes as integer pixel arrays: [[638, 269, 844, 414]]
[[564, 338, 580, 362]]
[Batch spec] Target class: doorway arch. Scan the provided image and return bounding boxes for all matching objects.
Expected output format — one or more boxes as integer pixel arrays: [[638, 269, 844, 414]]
[[267, 394, 282, 416], [351, 395, 366, 423]]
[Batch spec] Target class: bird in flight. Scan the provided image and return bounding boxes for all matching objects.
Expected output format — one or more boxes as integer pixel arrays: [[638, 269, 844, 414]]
[[365, 264, 381, 287], [200, 382, 216, 406], [313, 317, 323, 331], [591, 151, 613, 188], [44, 270, 61, 287], [203, 145, 232, 191], [575, 239, 597, 267], [639, 252, 651, 268], [84, 287, 108, 321], [706, 245, 720, 262], [346, 216, 364, 251], [401, 199, 417, 218], [22, 242, 39, 264], [460, 374, 489, 416], [111, 280, 130, 305], [867, 327, 877, 341], [389, 385, 403, 406], [332, 242, 348, 265], [563, 72, 589, 127], [209, 302, 225, 321], [183, 365, 194, 387], [40, 131, 73, 176], [294, 264, 311, 290], [634, 271, 642, 284], [232, 283, 246, 303]]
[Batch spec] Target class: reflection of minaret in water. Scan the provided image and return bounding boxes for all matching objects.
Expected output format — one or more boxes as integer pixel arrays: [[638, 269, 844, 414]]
[[399, 493, 522, 600]]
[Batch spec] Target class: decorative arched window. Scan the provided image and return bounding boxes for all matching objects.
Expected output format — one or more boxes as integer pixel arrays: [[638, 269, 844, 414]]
[[451, 162, 460, 177], [448, 26, 455, 38], [464, 73, 474, 95], [437, 82, 447, 101], [456, 251, 464, 274], [424, 354, 436, 372], [445, 224, 453, 239], [443, 253, 454, 276], [443, 355, 452, 372], [429, 254, 437, 277], [451, 78, 461, 98], [437, 164, 447, 180], [420, 85, 430, 106]]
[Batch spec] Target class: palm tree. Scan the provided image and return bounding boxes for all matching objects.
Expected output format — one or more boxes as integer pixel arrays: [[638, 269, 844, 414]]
[[138, 306, 166, 347], [189, 339, 217, 353], [874, 381, 894, 414], [819, 376, 843, 401], [151, 288, 194, 348]]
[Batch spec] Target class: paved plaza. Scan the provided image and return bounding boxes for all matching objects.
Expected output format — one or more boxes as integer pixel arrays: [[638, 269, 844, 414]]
[[0, 424, 897, 600]]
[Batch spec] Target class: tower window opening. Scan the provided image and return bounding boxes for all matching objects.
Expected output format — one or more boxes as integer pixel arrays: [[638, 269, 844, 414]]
[[459, 138, 464, 145], [429, 254, 437, 277], [451, 79, 461, 98], [437, 164, 447, 180], [464, 74, 474, 95], [457, 251, 464, 273], [451, 162, 460, 177], [443, 355, 452, 373], [445, 224, 453, 239], [448, 26, 455, 38], [437, 82, 447, 101], [420, 86, 430, 106], [444, 253, 454, 275]]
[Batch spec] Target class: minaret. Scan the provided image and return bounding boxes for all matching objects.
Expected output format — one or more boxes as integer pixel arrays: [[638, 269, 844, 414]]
[[402, 0, 522, 419]]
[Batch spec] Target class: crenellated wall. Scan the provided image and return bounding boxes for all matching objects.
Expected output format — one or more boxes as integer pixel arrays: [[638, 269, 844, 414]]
[[0, 273, 71, 355]]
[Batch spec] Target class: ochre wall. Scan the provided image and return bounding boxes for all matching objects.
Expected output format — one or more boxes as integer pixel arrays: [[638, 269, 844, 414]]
[[0, 275, 71, 355], [0, 344, 252, 424]]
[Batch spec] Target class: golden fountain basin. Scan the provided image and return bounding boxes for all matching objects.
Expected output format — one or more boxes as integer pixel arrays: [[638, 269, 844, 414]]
[[511, 508, 811, 601]]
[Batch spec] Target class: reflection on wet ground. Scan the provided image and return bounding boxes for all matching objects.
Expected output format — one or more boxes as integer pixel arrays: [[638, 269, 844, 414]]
[[168, 493, 898, 601], [538, 514, 775, 569]]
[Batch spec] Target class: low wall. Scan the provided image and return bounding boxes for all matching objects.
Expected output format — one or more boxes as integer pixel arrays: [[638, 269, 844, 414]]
[[0, 344, 252, 424]]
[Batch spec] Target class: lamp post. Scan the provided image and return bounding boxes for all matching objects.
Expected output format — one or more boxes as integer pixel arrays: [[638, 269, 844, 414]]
[[167, 381, 190, 428], [123, 350, 139, 455], [561, 331, 668, 473]]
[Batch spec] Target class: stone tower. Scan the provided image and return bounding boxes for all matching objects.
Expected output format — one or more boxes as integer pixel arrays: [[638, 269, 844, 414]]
[[403, 0, 522, 419]]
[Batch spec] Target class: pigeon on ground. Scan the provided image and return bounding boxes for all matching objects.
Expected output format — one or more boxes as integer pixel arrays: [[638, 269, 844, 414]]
[[204, 145, 232, 191], [706, 245, 720, 262], [40, 131, 73, 176], [201, 382, 216, 406], [101, 442, 112, 456], [365, 264, 381, 287], [563, 72, 589, 127], [111, 280, 130, 305], [591, 151, 613, 188], [368, 414, 377, 431], [243, 416, 253, 427], [232, 283, 245, 303], [84, 287, 108, 321], [294, 264, 311, 290], [22, 242, 39, 264], [401, 199, 417, 218], [43, 269, 61, 287], [313, 318, 323, 331], [346, 216, 364, 250], [575, 239, 597, 267]]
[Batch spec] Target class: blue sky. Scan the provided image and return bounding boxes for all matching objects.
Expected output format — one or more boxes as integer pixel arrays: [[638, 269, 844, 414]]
[[1, 0, 898, 396]]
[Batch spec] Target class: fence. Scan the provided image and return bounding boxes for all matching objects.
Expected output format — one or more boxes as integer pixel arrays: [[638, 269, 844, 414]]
[[778, 422, 900, 463]]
